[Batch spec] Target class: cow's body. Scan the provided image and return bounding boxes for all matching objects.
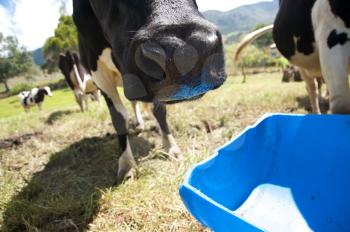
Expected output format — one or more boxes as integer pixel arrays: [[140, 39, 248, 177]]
[[19, 87, 53, 112], [236, 0, 350, 114], [274, 0, 350, 114], [72, 0, 226, 183], [59, 51, 101, 112]]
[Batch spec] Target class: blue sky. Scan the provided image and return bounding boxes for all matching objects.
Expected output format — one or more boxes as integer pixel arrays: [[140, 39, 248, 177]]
[[0, 0, 270, 50]]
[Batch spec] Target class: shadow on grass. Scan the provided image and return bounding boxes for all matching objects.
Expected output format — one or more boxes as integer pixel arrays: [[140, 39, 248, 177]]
[[296, 96, 330, 114], [9, 99, 19, 104], [2, 134, 153, 231], [46, 110, 78, 125]]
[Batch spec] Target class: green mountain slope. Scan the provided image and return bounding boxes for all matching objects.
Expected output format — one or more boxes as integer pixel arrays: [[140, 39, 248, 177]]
[[202, 0, 279, 35]]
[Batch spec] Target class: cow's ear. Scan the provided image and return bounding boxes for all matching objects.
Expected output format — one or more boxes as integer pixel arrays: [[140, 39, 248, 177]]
[[72, 52, 80, 65], [58, 53, 67, 71]]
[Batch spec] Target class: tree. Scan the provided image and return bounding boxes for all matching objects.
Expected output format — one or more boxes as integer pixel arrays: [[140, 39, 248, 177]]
[[58, 0, 68, 16], [252, 23, 274, 48], [43, 16, 78, 73], [0, 33, 36, 92]]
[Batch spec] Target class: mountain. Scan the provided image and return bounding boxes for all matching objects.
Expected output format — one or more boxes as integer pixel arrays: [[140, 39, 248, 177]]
[[202, 0, 279, 35], [32, 48, 45, 66]]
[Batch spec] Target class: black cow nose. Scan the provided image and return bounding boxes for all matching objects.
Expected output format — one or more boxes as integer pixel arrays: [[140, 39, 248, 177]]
[[135, 26, 222, 84]]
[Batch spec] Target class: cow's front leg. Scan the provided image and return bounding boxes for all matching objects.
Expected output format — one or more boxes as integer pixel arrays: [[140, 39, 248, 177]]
[[152, 102, 181, 158], [102, 92, 136, 184], [300, 69, 321, 114], [92, 64, 136, 184], [131, 101, 145, 130], [74, 90, 85, 112], [84, 94, 89, 111], [37, 103, 43, 111], [317, 33, 350, 114]]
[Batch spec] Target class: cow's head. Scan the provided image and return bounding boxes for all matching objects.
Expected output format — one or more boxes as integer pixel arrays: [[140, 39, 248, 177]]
[[87, 0, 226, 103], [58, 51, 84, 90], [41, 86, 53, 97]]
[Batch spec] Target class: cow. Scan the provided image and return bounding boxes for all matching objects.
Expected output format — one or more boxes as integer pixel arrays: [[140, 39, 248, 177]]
[[19, 87, 53, 112], [72, 0, 227, 183], [59, 51, 101, 112], [235, 0, 350, 114], [59, 51, 147, 129]]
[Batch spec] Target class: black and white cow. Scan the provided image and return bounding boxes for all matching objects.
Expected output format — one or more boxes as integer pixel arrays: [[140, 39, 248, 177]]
[[59, 51, 147, 128], [72, 0, 227, 183], [59, 51, 101, 112], [235, 0, 350, 114], [19, 87, 53, 112]]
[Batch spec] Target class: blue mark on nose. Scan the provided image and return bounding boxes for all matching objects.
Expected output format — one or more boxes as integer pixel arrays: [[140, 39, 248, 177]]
[[170, 82, 219, 101]]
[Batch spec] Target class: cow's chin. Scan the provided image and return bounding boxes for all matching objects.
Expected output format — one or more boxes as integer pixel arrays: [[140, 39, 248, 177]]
[[161, 94, 205, 104]]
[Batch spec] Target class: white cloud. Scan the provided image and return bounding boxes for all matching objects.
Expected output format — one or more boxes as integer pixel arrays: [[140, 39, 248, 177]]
[[0, 4, 13, 36], [0, 0, 73, 50]]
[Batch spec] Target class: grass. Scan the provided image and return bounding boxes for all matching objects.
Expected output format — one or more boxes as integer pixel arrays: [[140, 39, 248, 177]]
[[0, 73, 312, 231]]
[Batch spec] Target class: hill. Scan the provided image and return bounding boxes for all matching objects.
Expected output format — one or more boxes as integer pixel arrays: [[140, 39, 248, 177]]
[[202, 0, 279, 36], [31, 48, 45, 66]]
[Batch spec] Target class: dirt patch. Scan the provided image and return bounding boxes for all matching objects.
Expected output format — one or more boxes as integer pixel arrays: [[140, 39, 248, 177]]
[[0, 132, 43, 150]]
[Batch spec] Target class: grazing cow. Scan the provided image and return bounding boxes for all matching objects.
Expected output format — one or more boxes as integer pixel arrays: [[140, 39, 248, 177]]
[[72, 0, 227, 183], [235, 0, 350, 114], [59, 50, 147, 129], [59, 51, 101, 112], [19, 87, 53, 112]]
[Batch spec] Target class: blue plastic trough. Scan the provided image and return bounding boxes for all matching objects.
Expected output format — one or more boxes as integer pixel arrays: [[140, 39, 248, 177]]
[[180, 114, 350, 232]]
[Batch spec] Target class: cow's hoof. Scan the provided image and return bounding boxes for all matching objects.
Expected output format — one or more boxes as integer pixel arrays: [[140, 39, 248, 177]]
[[116, 168, 136, 185], [330, 98, 350, 114], [129, 119, 145, 131], [166, 145, 183, 160]]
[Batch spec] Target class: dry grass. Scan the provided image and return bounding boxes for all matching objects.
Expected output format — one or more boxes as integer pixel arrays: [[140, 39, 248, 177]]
[[0, 73, 312, 231]]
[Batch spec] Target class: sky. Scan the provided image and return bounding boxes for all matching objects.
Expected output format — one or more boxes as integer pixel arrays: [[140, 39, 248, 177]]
[[0, 0, 268, 50]]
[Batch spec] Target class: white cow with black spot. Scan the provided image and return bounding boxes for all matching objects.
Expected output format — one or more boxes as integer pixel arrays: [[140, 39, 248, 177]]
[[19, 86, 53, 112]]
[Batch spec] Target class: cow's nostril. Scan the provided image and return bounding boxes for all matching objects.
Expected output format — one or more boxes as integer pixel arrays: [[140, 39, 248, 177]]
[[141, 41, 166, 71], [174, 44, 199, 76], [135, 42, 166, 82]]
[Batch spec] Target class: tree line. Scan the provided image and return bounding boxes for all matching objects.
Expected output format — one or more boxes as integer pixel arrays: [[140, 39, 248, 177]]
[[0, 15, 78, 93]]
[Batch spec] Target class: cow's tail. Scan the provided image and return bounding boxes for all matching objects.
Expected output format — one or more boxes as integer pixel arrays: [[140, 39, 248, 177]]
[[234, 24, 274, 64]]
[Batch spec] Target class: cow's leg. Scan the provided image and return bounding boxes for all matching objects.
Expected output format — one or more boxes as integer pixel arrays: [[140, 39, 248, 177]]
[[300, 70, 321, 114], [74, 90, 84, 112], [131, 101, 145, 130], [318, 38, 350, 114], [152, 102, 181, 158], [37, 103, 43, 111], [101, 92, 136, 183], [92, 69, 136, 183], [94, 90, 101, 102], [83, 94, 89, 111], [312, 0, 350, 114]]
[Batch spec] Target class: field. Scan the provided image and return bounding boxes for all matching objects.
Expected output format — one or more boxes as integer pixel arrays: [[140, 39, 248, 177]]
[[0, 73, 313, 231]]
